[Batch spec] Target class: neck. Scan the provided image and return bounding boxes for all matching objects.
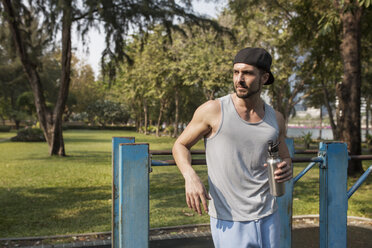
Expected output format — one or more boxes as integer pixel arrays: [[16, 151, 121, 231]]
[[232, 93, 264, 111]]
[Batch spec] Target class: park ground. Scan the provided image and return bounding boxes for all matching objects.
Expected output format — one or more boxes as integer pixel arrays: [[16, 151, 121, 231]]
[[0, 129, 371, 239]]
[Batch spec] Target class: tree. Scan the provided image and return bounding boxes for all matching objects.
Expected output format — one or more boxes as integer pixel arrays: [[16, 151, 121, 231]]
[[69, 58, 103, 115], [0, 13, 61, 129], [227, 0, 371, 175], [1, 0, 224, 155], [114, 23, 234, 136], [226, 1, 316, 125], [86, 100, 129, 127], [328, 0, 370, 175]]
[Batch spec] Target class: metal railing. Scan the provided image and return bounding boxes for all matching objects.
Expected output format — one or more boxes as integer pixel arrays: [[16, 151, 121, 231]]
[[112, 137, 372, 248]]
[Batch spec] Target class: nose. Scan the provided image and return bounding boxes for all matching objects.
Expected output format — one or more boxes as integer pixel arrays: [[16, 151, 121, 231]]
[[237, 73, 246, 85], [238, 72, 245, 82]]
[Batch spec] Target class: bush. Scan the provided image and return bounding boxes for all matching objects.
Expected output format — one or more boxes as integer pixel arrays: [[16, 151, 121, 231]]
[[0, 126, 11, 132], [367, 134, 372, 145], [86, 100, 130, 126], [11, 127, 46, 142], [301, 131, 313, 149], [164, 125, 174, 135], [139, 125, 158, 134], [367, 134, 372, 152]]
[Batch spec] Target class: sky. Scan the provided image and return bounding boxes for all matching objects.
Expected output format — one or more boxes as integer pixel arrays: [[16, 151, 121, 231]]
[[72, 1, 227, 78]]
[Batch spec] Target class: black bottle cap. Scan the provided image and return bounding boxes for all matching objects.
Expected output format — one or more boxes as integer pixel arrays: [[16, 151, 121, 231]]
[[268, 140, 280, 155]]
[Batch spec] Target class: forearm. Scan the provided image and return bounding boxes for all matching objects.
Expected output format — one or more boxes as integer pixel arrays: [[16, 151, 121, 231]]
[[172, 142, 197, 179]]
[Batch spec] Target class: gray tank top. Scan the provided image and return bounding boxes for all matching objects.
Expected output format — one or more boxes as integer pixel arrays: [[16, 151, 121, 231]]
[[205, 94, 279, 221]]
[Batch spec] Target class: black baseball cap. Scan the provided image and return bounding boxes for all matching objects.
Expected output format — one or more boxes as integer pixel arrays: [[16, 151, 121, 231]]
[[233, 47, 274, 85]]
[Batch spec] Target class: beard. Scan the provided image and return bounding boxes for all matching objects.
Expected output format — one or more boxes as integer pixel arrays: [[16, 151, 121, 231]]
[[234, 82, 261, 99]]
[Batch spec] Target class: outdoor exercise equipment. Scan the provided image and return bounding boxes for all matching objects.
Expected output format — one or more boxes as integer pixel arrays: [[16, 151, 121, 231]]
[[112, 137, 372, 248]]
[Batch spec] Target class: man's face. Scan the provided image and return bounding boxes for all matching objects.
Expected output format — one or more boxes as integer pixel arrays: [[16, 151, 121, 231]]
[[233, 63, 268, 99]]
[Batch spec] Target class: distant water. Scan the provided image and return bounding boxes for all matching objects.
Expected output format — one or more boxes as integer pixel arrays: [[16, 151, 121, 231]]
[[287, 127, 370, 142]]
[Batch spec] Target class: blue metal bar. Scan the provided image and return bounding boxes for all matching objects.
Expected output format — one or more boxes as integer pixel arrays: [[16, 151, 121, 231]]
[[112, 137, 135, 248], [151, 160, 176, 166], [277, 138, 295, 248], [151, 159, 206, 166], [319, 142, 348, 248], [119, 143, 149, 248], [347, 165, 372, 199], [293, 162, 317, 184]]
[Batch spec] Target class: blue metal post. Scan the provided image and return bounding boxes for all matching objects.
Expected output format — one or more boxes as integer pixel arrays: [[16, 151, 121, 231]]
[[112, 137, 135, 248], [319, 142, 348, 248], [118, 143, 149, 248], [277, 138, 295, 248]]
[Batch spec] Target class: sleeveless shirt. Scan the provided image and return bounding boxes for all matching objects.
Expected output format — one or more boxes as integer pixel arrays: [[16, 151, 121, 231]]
[[205, 94, 279, 221]]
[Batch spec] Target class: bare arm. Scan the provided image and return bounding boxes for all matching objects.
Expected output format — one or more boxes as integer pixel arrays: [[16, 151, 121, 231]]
[[274, 111, 293, 183], [172, 100, 220, 215]]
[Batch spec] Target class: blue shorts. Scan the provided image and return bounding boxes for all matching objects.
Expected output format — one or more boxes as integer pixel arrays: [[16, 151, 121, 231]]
[[210, 211, 280, 248]]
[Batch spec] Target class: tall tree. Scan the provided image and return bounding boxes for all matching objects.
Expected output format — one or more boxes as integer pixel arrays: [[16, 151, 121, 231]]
[[1, 0, 224, 155], [115, 24, 233, 136], [0, 6, 60, 129], [228, 0, 371, 175], [333, 0, 367, 175]]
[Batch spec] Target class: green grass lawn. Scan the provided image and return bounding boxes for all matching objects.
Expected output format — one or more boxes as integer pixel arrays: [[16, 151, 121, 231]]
[[0, 130, 16, 140], [0, 130, 371, 237]]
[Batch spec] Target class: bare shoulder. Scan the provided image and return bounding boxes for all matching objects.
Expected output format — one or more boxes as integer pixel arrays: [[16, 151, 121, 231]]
[[274, 110, 285, 124], [274, 110, 286, 133], [174, 99, 221, 148], [193, 99, 221, 123]]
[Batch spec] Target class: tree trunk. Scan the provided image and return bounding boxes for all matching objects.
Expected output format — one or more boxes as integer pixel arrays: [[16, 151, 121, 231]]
[[173, 90, 180, 137], [2, 0, 74, 156], [338, 1, 363, 175], [143, 99, 148, 135], [49, 0, 72, 156], [318, 107, 323, 140], [366, 98, 370, 138], [15, 120, 20, 130], [321, 80, 338, 140], [156, 99, 165, 137]]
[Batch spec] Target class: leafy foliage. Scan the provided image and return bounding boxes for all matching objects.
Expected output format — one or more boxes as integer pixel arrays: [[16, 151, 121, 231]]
[[0, 126, 11, 132], [10, 127, 46, 142], [114, 24, 234, 135], [86, 100, 130, 127]]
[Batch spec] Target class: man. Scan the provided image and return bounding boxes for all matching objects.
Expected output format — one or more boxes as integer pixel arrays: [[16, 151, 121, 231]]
[[172, 47, 292, 247]]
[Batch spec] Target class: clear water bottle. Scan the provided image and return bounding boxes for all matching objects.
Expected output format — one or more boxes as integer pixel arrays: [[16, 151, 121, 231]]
[[267, 140, 285, 197]]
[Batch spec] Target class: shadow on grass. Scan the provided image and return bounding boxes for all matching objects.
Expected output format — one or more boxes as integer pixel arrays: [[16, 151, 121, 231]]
[[0, 186, 111, 237], [11, 151, 111, 163], [63, 138, 112, 144]]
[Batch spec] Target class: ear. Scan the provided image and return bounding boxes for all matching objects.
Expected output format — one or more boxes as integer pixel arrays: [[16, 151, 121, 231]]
[[261, 72, 270, 85]]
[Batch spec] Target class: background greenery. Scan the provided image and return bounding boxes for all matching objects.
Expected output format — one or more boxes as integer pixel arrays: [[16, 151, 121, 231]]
[[0, 130, 370, 237]]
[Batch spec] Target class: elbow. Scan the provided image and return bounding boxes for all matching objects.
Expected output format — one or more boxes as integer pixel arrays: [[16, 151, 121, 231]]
[[172, 141, 181, 156]]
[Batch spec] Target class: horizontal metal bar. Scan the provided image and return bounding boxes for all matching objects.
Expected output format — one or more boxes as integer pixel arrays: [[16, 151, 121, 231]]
[[152, 157, 323, 166], [150, 150, 372, 161], [294, 162, 317, 184], [349, 155, 372, 161], [151, 159, 206, 166], [294, 149, 318, 154], [150, 150, 205, 155], [347, 165, 372, 199], [292, 157, 323, 163], [150, 149, 321, 156]]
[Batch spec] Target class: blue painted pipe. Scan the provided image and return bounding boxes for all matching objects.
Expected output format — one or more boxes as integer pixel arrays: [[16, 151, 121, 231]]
[[151, 160, 176, 166], [347, 165, 372, 199], [294, 162, 317, 184]]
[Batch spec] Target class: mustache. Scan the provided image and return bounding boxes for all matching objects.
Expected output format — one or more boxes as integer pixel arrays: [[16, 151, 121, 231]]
[[236, 82, 247, 88]]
